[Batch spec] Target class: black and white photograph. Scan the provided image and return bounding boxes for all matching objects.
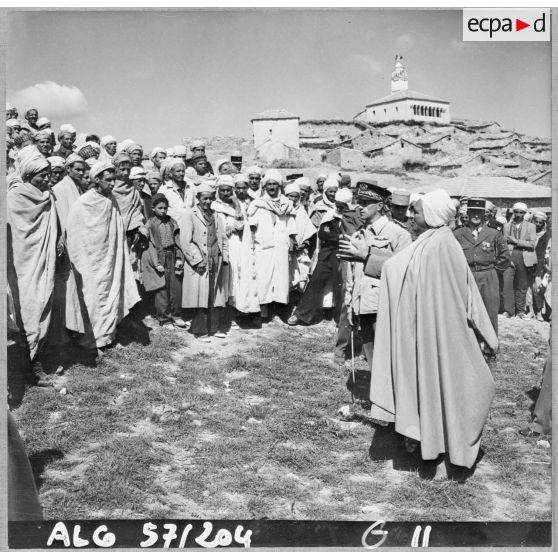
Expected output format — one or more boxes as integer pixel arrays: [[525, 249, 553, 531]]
[[4, 7, 554, 549]]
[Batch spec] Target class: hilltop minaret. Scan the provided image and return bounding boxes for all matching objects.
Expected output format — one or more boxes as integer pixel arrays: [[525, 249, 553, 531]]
[[391, 54, 408, 93]]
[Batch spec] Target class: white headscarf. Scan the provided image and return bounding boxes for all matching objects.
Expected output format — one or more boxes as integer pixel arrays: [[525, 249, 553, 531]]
[[285, 183, 301, 196], [100, 135, 116, 148], [262, 169, 283, 186], [422, 189, 456, 228], [16, 145, 49, 181], [513, 202, 528, 212]]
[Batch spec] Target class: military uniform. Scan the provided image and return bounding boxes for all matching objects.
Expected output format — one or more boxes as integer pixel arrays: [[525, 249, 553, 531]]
[[453, 198, 510, 337]]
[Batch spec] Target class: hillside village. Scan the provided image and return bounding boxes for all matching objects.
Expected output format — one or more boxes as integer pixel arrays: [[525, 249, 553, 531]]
[[184, 56, 551, 208]]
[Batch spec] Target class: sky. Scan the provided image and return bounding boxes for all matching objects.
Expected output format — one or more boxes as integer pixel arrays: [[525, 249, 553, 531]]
[[7, 9, 551, 149]]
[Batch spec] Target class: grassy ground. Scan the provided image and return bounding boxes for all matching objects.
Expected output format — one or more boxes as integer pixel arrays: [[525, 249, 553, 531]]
[[13, 314, 551, 521]]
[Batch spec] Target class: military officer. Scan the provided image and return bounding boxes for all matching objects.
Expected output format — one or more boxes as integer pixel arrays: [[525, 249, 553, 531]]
[[453, 197, 510, 345]]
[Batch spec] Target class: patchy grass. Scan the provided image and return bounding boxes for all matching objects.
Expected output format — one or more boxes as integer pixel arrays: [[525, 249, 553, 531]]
[[13, 314, 551, 520]]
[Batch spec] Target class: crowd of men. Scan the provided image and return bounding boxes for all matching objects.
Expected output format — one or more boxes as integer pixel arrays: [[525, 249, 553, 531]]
[[6, 104, 552, 475]]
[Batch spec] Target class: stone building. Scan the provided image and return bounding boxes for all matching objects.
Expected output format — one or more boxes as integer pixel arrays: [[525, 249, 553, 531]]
[[251, 109, 300, 150], [364, 55, 450, 125]]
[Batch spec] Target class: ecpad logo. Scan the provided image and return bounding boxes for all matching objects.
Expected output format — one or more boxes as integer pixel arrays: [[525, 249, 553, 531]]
[[463, 9, 550, 42]]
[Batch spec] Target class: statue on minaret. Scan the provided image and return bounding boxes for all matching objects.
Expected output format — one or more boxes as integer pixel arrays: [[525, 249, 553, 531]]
[[391, 54, 409, 93]]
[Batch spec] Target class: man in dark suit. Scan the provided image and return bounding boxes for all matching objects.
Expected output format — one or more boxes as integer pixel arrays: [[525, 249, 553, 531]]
[[502, 202, 538, 319], [454, 198, 510, 343]]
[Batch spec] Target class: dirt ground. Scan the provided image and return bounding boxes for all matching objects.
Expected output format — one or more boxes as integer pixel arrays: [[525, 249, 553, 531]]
[[13, 313, 551, 521]]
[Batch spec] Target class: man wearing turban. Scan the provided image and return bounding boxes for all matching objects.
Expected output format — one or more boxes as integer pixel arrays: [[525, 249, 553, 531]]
[[178, 182, 229, 339], [99, 135, 117, 162], [65, 162, 141, 353], [54, 130, 75, 160], [247, 169, 297, 321], [8, 147, 61, 375], [365, 189, 496, 471], [502, 202, 537, 318], [158, 158, 196, 222]]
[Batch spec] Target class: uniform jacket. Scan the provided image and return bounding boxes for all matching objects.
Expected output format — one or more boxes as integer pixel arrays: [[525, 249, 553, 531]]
[[352, 215, 412, 315], [453, 225, 510, 272]]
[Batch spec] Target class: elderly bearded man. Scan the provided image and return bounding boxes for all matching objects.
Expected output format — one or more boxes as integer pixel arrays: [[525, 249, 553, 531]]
[[368, 189, 496, 472]]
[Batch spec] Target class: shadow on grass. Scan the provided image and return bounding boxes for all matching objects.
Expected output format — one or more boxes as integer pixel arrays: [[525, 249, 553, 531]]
[[28, 449, 64, 489], [368, 425, 484, 482], [115, 317, 151, 347]]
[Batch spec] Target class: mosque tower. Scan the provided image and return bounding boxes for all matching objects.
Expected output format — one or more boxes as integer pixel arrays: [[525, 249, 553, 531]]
[[391, 54, 409, 93]]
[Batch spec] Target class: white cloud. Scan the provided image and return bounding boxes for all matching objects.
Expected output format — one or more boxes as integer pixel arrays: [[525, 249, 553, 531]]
[[10, 81, 88, 117], [352, 54, 383, 75]]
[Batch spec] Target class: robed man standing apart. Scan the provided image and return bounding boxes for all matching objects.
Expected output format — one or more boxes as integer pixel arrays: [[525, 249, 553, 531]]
[[368, 189, 496, 470]]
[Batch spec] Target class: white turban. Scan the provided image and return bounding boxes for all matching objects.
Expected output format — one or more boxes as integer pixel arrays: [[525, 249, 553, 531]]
[[16, 145, 49, 181], [495, 215, 508, 225], [197, 181, 216, 195], [191, 140, 205, 149], [216, 158, 230, 172], [166, 147, 175, 157], [335, 188, 353, 205], [65, 153, 85, 168], [284, 183, 300, 196], [100, 135, 116, 147], [262, 169, 283, 186], [60, 124, 76, 134], [246, 165, 262, 176], [37, 117, 50, 127], [323, 178, 339, 191], [150, 146, 166, 158], [513, 202, 528, 212], [533, 210, 547, 221], [6, 119, 20, 128], [129, 166, 148, 180], [90, 161, 115, 181], [217, 175, 235, 188], [317, 173, 328, 181], [47, 156, 65, 169], [117, 139, 135, 153], [422, 189, 456, 228], [234, 173, 249, 184], [173, 144, 187, 156]]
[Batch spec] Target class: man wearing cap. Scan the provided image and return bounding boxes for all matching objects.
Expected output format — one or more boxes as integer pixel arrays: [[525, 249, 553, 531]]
[[389, 189, 411, 230], [531, 211, 551, 321], [338, 179, 411, 372], [453, 198, 510, 342], [502, 202, 537, 319], [231, 154, 243, 172], [66, 161, 141, 354]]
